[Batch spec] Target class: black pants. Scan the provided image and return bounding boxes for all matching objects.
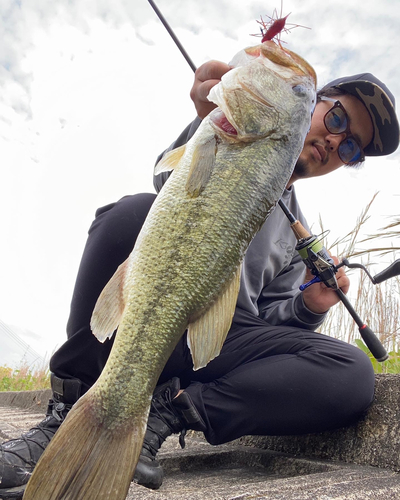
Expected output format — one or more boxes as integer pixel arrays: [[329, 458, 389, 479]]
[[50, 193, 375, 445]]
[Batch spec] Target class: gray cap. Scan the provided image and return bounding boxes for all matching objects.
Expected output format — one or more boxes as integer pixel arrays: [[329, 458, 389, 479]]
[[320, 73, 399, 156]]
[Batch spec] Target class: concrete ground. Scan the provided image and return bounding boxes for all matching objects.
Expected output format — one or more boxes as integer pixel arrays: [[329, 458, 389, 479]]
[[0, 390, 399, 500]]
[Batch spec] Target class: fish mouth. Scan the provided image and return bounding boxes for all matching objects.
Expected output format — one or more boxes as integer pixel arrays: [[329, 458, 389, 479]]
[[209, 109, 238, 136], [259, 41, 317, 86]]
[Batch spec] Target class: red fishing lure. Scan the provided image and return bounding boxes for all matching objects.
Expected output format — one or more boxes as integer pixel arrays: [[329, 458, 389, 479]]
[[253, 3, 310, 46], [261, 13, 290, 43]]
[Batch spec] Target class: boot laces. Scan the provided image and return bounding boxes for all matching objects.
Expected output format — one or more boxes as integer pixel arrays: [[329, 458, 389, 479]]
[[0, 399, 72, 467], [143, 386, 187, 456]]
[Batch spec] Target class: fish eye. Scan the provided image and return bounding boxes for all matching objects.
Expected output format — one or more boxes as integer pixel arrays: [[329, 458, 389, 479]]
[[292, 84, 307, 96], [292, 85, 316, 114]]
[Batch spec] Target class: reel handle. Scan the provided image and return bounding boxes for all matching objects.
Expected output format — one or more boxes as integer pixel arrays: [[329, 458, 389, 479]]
[[373, 259, 400, 284], [278, 199, 388, 362]]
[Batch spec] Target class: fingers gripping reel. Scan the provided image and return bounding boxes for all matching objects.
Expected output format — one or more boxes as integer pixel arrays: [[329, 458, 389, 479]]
[[278, 199, 391, 362], [297, 232, 338, 291]]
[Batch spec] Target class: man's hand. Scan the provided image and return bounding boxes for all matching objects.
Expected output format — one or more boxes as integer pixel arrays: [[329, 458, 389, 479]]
[[302, 256, 350, 314], [190, 60, 231, 119]]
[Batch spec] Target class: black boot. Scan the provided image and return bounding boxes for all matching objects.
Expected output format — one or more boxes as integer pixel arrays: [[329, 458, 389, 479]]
[[133, 378, 206, 490], [0, 375, 82, 499]]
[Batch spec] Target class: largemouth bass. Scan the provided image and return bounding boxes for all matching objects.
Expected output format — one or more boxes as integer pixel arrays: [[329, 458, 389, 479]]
[[23, 41, 316, 499]]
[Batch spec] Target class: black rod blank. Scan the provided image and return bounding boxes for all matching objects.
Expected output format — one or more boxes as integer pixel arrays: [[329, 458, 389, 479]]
[[147, 0, 197, 73]]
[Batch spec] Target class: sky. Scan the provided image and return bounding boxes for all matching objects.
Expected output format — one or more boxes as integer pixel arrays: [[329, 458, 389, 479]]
[[1, 0, 400, 363]]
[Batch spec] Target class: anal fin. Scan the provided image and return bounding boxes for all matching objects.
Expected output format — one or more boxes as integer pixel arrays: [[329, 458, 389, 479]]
[[187, 266, 241, 370]]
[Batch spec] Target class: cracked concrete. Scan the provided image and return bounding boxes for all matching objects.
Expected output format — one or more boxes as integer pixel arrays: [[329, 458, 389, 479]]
[[0, 375, 399, 499]]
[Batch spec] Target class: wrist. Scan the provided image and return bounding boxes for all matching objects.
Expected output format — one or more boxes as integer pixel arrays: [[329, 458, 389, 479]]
[[302, 292, 330, 315], [293, 293, 327, 328]]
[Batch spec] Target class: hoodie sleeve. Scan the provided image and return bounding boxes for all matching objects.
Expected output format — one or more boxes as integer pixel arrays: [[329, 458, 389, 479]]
[[239, 187, 328, 332], [153, 117, 202, 193], [257, 251, 328, 330]]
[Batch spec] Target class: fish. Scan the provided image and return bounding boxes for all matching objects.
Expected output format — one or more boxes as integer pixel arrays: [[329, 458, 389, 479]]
[[23, 40, 316, 500]]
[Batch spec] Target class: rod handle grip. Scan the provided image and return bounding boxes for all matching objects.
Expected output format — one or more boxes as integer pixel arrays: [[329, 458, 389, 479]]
[[290, 220, 311, 240], [359, 324, 388, 362]]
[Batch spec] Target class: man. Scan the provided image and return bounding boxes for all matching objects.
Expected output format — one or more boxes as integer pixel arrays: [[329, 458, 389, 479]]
[[0, 61, 398, 498]]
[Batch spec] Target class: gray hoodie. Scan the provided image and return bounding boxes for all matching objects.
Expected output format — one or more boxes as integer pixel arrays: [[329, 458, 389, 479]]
[[154, 118, 326, 331]]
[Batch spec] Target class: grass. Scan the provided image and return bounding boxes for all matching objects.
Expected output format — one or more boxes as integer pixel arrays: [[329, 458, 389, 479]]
[[0, 362, 50, 391], [317, 193, 400, 373]]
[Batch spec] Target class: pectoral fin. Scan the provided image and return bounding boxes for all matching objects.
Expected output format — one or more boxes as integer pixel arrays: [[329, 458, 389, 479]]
[[185, 135, 217, 197], [154, 145, 186, 175], [90, 260, 129, 342], [187, 266, 241, 370]]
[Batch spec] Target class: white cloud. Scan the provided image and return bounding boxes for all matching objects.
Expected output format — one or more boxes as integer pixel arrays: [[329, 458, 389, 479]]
[[1, 0, 399, 361]]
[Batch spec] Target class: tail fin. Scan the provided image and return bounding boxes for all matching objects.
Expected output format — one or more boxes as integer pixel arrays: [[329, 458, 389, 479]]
[[23, 391, 145, 500]]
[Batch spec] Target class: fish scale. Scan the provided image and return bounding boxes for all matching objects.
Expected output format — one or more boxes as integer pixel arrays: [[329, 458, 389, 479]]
[[23, 40, 316, 500]]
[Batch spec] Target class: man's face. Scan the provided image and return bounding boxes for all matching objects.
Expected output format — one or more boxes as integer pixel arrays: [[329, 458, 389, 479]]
[[290, 94, 374, 184]]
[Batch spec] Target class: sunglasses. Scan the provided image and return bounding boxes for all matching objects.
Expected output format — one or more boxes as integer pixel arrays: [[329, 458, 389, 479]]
[[320, 96, 365, 165]]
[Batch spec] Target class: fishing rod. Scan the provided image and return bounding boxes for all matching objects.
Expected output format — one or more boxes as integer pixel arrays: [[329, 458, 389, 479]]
[[147, 0, 197, 72], [278, 198, 400, 362], [147, 0, 398, 362]]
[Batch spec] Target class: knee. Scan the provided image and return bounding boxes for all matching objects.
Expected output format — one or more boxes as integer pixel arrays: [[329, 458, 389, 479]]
[[90, 193, 157, 245], [335, 345, 375, 423], [94, 193, 156, 227], [307, 340, 376, 431]]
